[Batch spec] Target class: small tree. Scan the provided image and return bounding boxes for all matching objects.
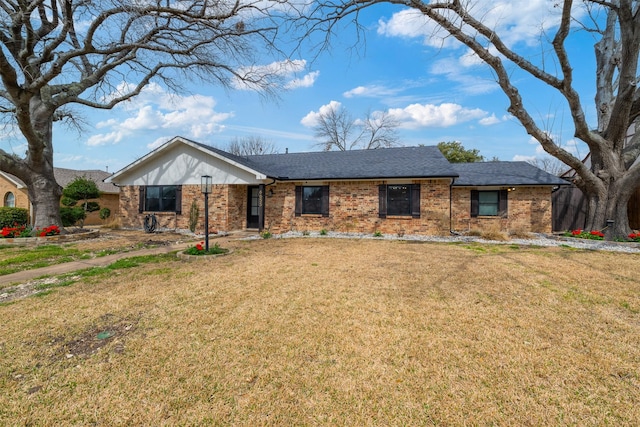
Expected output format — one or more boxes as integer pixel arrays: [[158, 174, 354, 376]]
[[61, 177, 101, 228], [437, 141, 484, 163]]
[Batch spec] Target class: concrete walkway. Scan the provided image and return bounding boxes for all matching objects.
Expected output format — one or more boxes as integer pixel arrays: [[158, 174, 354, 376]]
[[0, 242, 193, 286], [0, 231, 258, 287]]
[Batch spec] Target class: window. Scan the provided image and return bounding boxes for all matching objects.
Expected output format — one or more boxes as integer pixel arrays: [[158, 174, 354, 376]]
[[139, 185, 182, 213], [4, 192, 15, 207], [295, 185, 329, 216], [379, 184, 420, 218], [471, 190, 508, 217]]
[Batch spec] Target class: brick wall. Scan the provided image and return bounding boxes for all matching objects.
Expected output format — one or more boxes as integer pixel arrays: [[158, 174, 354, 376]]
[[83, 193, 120, 226], [451, 187, 553, 233], [264, 180, 452, 236], [119, 184, 246, 233], [0, 178, 30, 211], [118, 182, 553, 235]]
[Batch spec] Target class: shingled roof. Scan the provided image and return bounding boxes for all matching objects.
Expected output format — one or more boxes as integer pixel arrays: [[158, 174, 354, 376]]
[[452, 162, 569, 187], [193, 142, 459, 180], [53, 168, 118, 193], [0, 168, 117, 193]]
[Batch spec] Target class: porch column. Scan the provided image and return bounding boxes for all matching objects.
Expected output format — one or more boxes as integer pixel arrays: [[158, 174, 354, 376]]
[[258, 184, 265, 232]]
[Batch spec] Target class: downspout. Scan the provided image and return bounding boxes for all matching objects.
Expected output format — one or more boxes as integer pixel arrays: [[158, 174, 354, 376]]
[[449, 177, 456, 235]]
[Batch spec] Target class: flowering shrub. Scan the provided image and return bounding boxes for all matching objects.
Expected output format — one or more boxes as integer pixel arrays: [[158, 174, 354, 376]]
[[0, 224, 61, 238], [1, 224, 28, 238], [563, 229, 605, 240], [36, 225, 61, 237], [183, 241, 227, 255], [628, 233, 640, 242]]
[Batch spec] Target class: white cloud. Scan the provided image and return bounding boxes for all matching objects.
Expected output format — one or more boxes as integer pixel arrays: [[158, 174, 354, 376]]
[[147, 136, 173, 150], [300, 101, 342, 127], [86, 85, 233, 146], [513, 154, 537, 162], [343, 85, 400, 98], [87, 131, 125, 147], [429, 57, 497, 95], [234, 59, 316, 91], [377, 0, 586, 49], [388, 102, 488, 129], [479, 114, 501, 126], [285, 71, 320, 89]]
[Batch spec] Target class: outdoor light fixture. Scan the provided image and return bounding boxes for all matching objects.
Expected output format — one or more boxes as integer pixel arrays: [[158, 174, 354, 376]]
[[201, 175, 212, 195], [201, 175, 212, 251]]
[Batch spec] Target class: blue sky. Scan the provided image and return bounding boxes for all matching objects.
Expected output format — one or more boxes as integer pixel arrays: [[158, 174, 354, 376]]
[[43, 0, 595, 173]]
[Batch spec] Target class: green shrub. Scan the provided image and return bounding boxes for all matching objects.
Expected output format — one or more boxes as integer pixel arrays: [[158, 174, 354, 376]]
[[60, 206, 86, 227], [188, 201, 199, 233], [99, 207, 111, 221], [0, 207, 29, 228]]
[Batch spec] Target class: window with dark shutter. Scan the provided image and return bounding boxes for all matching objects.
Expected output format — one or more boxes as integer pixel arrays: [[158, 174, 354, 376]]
[[379, 184, 419, 217], [471, 190, 508, 217], [295, 185, 329, 216], [140, 185, 181, 212]]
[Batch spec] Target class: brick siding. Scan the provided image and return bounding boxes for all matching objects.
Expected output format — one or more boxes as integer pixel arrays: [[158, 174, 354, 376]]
[[0, 179, 30, 211], [117, 182, 553, 235], [451, 187, 553, 233]]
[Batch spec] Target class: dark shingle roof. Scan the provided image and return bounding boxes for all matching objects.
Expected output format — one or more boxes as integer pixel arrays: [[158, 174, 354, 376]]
[[53, 168, 118, 193], [198, 145, 459, 180], [452, 162, 569, 186], [1, 168, 117, 193]]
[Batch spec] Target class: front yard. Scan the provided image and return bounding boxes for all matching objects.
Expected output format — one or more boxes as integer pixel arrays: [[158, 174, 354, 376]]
[[1, 237, 639, 425]]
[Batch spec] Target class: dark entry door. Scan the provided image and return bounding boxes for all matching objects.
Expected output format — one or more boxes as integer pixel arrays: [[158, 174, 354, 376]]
[[246, 186, 259, 229]]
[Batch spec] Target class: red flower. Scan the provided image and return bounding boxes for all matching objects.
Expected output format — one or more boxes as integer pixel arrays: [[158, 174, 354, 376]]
[[571, 229, 581, 235], [195, 243, 203, 251]]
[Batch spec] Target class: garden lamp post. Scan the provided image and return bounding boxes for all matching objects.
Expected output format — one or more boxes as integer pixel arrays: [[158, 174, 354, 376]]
[[201, 175, 212, 251]]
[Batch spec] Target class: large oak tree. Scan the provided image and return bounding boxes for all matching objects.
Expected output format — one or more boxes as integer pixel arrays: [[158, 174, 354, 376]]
[[296, 0, 640, 239], [0, 0, 288, 229]]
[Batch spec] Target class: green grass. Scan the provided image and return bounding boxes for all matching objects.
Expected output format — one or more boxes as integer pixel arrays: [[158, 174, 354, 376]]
[[0, 245, 84, 275], [26, 254, 177, 298]]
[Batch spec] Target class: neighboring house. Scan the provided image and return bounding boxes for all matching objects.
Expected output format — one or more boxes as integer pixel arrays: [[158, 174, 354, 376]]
[[106, 136, 568, 236], [0, 168, 119, 226], [54, 168, 120, 225], [0, 171, 30, 210]]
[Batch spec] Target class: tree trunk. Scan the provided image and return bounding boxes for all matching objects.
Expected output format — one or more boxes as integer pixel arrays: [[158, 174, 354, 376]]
[[27, 173, 63, 230], [584, 177, 633, 240], [14, 96, 64, 230]]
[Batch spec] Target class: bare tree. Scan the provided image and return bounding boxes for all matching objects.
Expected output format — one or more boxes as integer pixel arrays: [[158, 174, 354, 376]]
[[0, 0, 287, 229], [313, 103, 400, 151], [526, 157, 567, 177], [295, 0, 640, 239], [227, 136, 279, 156]]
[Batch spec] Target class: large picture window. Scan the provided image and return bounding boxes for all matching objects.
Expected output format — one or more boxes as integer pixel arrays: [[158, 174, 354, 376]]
[[295, 185, 329, 216], [379, 184, 420, 218], [139, 185, 182, 214], [471, 190, 508, 217]]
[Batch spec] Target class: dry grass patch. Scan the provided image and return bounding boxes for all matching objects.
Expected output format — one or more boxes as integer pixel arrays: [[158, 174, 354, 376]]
[[1, 238, 639, 425]]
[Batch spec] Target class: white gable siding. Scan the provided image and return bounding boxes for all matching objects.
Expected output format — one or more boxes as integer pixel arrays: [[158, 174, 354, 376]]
[[110, 143, 264, 186]]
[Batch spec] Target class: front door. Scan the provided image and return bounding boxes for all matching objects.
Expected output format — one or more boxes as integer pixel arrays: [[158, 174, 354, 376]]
[[246, 186, 259, 229]]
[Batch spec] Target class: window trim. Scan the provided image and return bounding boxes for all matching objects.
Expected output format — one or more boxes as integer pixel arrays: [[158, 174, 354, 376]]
[[470, 189, 508, 217], [138, 185, 182, 214], [295, 185, 329, 217], [379, 184, 420, 218]]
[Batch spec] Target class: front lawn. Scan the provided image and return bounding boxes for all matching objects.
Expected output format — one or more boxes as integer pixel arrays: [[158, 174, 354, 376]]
[[1, 239, 639, 425]]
